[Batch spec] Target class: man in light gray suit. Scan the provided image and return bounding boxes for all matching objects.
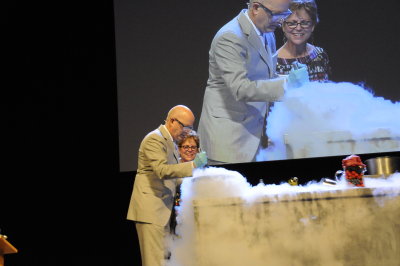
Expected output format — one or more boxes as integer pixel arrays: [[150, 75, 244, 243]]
[[127, 105, 207, 266], [198, 0, 309, 164]]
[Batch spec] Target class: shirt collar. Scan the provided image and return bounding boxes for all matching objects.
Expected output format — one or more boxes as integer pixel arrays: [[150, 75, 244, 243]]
[[162, 124, 174, 142]]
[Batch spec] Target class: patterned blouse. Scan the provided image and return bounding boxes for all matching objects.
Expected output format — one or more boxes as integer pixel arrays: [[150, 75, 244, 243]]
[[276, 46, 330, 82]]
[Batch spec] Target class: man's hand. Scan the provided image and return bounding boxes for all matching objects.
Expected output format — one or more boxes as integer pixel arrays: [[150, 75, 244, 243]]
[[193, 151, 208, 168], [287, 62, 309, 89]]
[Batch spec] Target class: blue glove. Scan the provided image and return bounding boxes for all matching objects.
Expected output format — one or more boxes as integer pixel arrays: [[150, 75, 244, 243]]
[[287, 62, 309, 89], [193, 151, 208, 168]]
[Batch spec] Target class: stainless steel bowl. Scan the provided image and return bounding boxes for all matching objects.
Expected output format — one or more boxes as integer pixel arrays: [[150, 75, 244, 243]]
[[365, 156, 400, 177]]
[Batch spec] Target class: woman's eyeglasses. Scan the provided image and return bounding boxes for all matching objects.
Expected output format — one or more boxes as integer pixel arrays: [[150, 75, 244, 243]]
[[179, 145, 198, 151], [284, 20, 313, 29]]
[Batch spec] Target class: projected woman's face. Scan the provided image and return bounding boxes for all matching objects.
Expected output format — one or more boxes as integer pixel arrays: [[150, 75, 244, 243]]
[[283, 8, 315, 46]]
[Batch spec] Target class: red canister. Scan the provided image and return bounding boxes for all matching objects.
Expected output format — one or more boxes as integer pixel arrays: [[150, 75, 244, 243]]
[[342, 154, 366, 187]]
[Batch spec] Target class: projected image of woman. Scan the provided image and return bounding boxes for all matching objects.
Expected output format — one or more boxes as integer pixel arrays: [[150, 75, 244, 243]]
[[276, 0, 330, 81]]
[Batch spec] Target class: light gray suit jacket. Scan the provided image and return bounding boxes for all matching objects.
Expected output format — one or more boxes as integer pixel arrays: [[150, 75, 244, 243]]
[[127, 125, 193, 226], [198, 10, 285, 163]]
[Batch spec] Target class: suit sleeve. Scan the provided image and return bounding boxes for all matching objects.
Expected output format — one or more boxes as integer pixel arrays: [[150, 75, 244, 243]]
[[142, 134, 193, 179], [213, 32, 285, 102]]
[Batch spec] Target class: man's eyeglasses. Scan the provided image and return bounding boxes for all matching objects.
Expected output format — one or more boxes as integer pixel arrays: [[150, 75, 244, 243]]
[[179, 145, 198, 151], [172, 118, 193, 131], [284, 20, 313, 29], [252, 2, 292, 22]]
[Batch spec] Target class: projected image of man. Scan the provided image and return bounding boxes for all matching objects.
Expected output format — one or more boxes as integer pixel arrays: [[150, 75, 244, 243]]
[[198, 0, 309, 164]]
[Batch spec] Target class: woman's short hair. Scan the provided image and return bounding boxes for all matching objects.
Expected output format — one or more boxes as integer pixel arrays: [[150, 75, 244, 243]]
[[177, 130, 200, 149], [289, 0, 319, 24]]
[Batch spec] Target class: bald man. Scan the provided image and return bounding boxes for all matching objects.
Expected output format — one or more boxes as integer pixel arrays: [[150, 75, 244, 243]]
[[127, 105, 207, 266]]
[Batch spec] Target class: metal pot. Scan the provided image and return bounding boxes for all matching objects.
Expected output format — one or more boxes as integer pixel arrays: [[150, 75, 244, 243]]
[[365, 156, 400, 177]]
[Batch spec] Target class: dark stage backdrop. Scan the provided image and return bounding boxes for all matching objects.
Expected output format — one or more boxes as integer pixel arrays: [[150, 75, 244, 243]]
[[114, 0, 400, 172]]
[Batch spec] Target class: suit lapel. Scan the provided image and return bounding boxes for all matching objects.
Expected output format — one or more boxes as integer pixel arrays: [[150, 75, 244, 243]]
[[159, 125, 180, 163], [172, 145, 180, 163], [238, 11, 273, 74]]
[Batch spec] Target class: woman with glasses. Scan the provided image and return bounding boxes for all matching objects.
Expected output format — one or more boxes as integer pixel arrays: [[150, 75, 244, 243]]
[[170, 130, 201, 235], [177, 131, 200, 163], [276, 0, 330, 81]]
